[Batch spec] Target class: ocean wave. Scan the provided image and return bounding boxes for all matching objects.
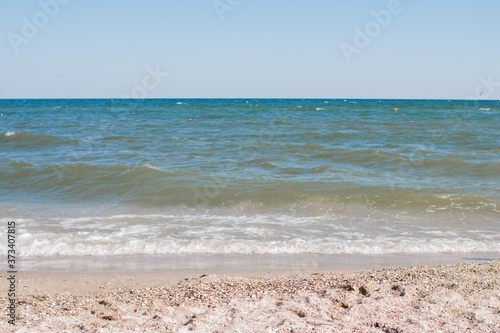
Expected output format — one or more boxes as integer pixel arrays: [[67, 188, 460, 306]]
[[15, 233, 500, 257], [310, 148, 407, 166], [1, 157, 498, 214], [8, 200, 497, 258], [1, 98, 499, 259], [1, 131, 78, 147]]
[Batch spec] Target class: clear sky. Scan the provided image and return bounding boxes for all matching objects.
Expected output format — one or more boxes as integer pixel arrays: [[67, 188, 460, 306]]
[[1, 0, 499, 99]]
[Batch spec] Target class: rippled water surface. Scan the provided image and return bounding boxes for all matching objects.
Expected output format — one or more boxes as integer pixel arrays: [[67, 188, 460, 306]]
[[1, 99, 499, 256]]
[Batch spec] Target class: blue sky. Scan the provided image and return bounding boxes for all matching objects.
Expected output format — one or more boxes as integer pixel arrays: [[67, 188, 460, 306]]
[[1, 0, 499, 99]]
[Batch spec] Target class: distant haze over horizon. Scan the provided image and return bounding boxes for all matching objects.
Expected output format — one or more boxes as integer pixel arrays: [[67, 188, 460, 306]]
[[1, 0, 499, 99]]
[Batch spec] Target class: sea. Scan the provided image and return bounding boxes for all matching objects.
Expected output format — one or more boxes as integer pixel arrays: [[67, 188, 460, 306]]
[[1, 99, 499, 265]]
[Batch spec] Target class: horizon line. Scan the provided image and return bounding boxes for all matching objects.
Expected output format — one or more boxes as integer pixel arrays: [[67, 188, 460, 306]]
[[0, 98, 499, 101]]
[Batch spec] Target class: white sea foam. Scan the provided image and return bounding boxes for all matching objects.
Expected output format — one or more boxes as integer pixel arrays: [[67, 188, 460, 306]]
[[15, 232, 500, 257], [5, 131, 15, 136], [143, 164, 165, 171], [8, 211, 500, 257]]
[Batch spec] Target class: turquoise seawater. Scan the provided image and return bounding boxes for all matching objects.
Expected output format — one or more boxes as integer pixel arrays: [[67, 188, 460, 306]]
[[1, 99, 499, 256]]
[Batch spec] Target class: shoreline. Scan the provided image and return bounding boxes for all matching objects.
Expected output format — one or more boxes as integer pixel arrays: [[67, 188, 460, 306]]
[[1, 255, 499, 331], [14, 251, 500, 274], [2, 260, 499, 332]]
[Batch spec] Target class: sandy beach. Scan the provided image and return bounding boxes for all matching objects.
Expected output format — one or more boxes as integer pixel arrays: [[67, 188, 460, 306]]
[[2, 259, 499, 332]]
